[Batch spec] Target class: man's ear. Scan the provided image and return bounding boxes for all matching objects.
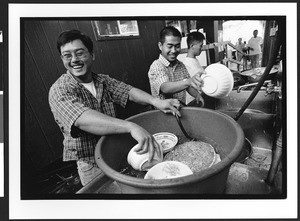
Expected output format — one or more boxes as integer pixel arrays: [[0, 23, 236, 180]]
[[158, 42, 163, 51]]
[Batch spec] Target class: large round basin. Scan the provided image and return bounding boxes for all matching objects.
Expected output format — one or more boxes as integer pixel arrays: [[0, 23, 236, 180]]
[[95, 107, 244, 194]]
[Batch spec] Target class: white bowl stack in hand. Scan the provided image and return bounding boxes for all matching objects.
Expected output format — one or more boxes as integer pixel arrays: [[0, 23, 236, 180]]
[[201, 63, 234, 98]]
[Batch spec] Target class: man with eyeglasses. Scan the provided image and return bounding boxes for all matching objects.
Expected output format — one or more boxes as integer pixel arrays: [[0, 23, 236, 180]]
[[148, 26, 203, 106], [49, 30, 181, 186]]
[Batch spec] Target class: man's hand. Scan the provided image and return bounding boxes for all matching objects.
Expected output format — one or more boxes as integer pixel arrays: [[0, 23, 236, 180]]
[[194, 69, 206, 77], [195, 93, 205, 107], [152, 98, 181, 117], [188, 73, 204, 92], [128, 123, 162, 162]]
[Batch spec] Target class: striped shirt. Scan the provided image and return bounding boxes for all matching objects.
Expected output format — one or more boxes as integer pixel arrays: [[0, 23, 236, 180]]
[[48, 71, 133, 166], [148, 54, 190, 104]]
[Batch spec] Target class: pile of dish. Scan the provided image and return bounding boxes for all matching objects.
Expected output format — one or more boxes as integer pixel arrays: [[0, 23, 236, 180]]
[[127, 132, 221, 180], [164, 140, 216, 173], [201, 63, 234, 98], [127, 143, 163, 171], [240, 66, 279, 83], [240, 66, 279, 77], [144, 161, 193, 180]]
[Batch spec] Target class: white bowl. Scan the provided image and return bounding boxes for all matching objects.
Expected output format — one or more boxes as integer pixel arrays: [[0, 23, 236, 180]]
[[201, 63, 234, 98], [144, 161, 193, 180], [127, 144, 163, 171], [153, 132, 178, 153]]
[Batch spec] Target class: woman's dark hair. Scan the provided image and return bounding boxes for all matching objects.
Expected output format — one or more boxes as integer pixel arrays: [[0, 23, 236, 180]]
[[56, 30, 93, 54], [186, 32, 205, 49], [159, 26, 182, 44]]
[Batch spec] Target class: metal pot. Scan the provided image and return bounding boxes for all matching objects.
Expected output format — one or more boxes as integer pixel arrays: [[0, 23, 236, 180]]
[[236, 138, 253, 163], [95, 107, 244, 194]]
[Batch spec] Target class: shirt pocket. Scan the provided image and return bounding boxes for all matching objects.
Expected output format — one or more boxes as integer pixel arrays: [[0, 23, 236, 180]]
[[100, 90, 116, 117]]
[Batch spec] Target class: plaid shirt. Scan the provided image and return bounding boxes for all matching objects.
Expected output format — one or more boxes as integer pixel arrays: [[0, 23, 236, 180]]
[[148, 54, 190, 104], [49, 71, 133, 166]]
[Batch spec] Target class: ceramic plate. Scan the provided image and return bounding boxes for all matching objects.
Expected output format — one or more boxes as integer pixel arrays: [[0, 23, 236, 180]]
[[164, 140, 216, 172], [144, 161, 193, 180], [153, 132, 178, 153]]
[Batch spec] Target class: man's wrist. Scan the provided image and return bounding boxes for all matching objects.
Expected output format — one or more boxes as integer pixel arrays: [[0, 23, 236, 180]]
[[149, 97, 160, 108], [182, 78, 191, 87], [126, 121, 138, 133]]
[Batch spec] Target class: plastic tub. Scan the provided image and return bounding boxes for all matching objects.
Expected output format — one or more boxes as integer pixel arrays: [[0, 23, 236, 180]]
[[95, 107, 244, 194]]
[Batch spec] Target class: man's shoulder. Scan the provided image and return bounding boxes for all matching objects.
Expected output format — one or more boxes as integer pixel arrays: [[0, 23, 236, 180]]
[[149, 58, 166, 71], [50, 73, 67, 87], [182, 57, 195, 64], [177, 59, 189, 69], [150, 56, 163, 65], [49, 73, 75, 95], [92, 72, 110, 82]]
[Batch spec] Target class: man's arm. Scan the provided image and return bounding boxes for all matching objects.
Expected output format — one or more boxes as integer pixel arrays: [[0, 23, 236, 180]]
[[186, 86, 205, 106], [74, 109, 161, 161], [260, 37, 263, 50], [187, 86, 200, 98], [74, 87, 181, 162], [74, 109, 135, 135], [159, 79, 190, 94], [160, 74, 203, 94], [128, 87, 180, 116]]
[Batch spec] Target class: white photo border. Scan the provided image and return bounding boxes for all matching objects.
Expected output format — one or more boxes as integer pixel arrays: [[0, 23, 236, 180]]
[[9, 3, 297, 219]]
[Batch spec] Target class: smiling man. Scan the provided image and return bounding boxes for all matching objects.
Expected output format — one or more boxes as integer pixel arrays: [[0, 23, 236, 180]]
[[48, 30, 180, 186], [148, 26, 203, 105]]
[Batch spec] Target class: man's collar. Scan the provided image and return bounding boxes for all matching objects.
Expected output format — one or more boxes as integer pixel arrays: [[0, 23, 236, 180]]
[[66, 70, 78, 84], [66, 70, 104, 85], [159, 54, 178, 67]]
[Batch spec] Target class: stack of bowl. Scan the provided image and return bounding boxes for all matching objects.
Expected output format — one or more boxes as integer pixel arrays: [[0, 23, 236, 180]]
[[201, 63, 234, 98]]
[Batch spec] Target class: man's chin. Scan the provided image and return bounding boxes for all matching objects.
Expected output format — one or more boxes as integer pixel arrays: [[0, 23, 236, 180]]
[[168, 57, 176, 62], [70, 69, 85, 77]]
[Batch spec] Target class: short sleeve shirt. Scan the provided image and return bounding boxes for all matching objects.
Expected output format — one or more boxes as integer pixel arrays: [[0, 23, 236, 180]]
[[148, 54, 190, 104], [48, 71, 133, 166], [248, 36, 263, 55]]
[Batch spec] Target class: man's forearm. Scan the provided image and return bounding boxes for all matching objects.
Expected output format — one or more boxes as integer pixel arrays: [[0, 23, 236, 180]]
[[74, 109, 135, 135], [187, 86, 200, 98], [160, 79, 190, 94], [128, 87, 158, 106], [128, 87, 181, 116]]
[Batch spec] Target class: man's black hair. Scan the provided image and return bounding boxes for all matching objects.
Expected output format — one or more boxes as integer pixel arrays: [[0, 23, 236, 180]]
[[186, 32, 205, 49], [56, 29, 94, 54], [159, 26, 182, 44]]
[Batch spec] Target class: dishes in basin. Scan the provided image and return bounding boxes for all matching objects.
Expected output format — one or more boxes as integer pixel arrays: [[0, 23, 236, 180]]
[[144, 161, 193, 180], [127, 144, 163, 171]]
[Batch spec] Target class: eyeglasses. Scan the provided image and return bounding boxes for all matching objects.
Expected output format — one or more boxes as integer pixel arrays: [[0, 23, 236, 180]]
[[61, 50, 89, 61]]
